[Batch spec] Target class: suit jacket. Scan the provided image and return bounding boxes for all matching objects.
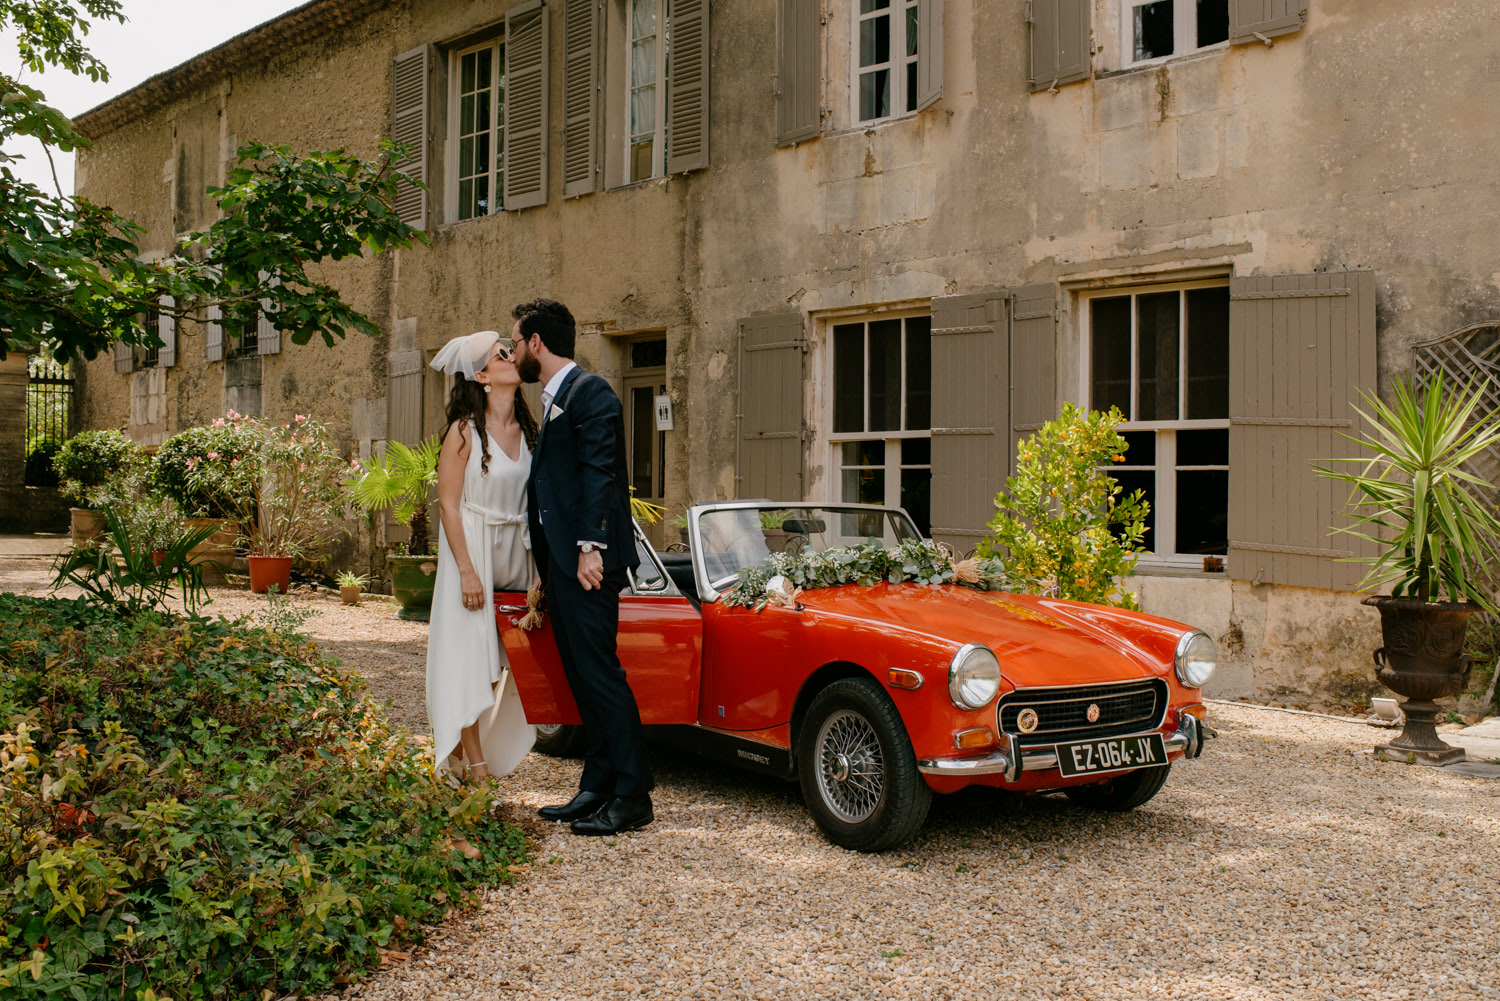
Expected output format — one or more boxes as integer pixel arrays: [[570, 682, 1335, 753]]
[[526, 366, 639, 576]]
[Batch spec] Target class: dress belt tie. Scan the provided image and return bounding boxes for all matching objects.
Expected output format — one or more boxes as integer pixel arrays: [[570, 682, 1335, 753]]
[[462, 500, 531, 550]]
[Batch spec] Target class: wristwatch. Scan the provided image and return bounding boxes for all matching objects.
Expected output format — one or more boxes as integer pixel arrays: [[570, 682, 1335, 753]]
[[579, 542, 598, 554]]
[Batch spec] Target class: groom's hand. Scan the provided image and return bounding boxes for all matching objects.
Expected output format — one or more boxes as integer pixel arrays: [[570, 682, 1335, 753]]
[[577, 549, 604, 591]]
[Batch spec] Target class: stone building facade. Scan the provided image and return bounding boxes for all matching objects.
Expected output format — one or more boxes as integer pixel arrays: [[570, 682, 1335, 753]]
[[69, 0, 1500, 702]]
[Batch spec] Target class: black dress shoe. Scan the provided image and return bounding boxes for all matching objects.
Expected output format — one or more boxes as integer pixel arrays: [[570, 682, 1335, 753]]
[[537, 790, 609, 823], [569, 794, 653, 836]]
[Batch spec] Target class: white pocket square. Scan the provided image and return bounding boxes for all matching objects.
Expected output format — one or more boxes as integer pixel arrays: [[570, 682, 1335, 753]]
[[548, 404, 565, 422]]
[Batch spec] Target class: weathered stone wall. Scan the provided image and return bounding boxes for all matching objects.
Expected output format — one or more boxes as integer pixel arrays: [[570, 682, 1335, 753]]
[[70, 0, 1499, 699]]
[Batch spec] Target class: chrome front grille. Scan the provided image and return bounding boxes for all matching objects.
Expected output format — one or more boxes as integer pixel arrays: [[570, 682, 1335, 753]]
[[997, 679, 1168, 747]]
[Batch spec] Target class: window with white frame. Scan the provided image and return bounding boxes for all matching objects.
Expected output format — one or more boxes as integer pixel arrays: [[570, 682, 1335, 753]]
[[829, 314, 932, 535], [450, 38, 504, 220], [1086, 282, 1230, 563], [1121, 0, 1229, 67], [626, 0, 669, 183], [854, 0, 921, 124]]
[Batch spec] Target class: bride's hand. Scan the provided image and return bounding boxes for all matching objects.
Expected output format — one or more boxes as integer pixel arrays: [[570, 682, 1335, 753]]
[[460, 568, 485, 611]]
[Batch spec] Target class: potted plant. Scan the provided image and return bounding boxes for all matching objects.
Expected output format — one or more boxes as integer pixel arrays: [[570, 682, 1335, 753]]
[[1316, 373, 1500, 763], [190, 413, 350, 594], [152, 416, 261, 582], [52, 430, 148, 545], [335, 569, 369, 605], [345, 437, 440, 620]]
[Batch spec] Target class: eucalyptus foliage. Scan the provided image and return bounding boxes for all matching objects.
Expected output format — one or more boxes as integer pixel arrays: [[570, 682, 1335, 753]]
[[723, 539, 1011, 611], [1315, 373, 1500, 611]]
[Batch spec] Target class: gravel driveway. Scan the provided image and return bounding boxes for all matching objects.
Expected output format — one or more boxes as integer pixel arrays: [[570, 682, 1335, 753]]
[[3, 558, 1496, 999]]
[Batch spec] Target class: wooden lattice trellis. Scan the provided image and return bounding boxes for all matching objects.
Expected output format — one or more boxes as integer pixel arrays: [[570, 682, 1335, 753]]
[[1411, 321, 1500, 508]]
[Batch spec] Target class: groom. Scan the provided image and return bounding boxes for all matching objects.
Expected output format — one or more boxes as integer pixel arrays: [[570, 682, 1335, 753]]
[[511, 298, 655, 836]]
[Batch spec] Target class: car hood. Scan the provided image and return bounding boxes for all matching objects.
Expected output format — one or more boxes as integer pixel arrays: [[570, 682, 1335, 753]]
[[796, 583, 1189, 689]]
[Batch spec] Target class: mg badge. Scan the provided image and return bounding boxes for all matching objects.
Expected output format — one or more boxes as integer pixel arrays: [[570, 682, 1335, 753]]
[[1086, 703, 1101, 723], [1017, 708, 1039, 733]]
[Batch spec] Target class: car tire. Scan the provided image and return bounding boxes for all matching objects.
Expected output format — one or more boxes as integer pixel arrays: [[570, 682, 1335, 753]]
[[1063, 764, 1172, 811], [796, 676, 932, 853], [533, 723, 586, 758]]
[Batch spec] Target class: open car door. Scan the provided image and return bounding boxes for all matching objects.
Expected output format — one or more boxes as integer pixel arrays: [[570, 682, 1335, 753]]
[[497, 534, 702, 725]]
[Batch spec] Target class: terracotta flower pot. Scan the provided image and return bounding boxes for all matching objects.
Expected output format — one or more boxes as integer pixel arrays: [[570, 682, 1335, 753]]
[[69, 507, 105, 546], [1364, 595, 1481, 764], [340, 586, 362, 605], [247, 555, 294, 595]]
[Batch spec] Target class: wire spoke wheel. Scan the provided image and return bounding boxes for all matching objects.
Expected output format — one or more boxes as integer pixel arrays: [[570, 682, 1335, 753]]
[[814, 709, 885, 823]]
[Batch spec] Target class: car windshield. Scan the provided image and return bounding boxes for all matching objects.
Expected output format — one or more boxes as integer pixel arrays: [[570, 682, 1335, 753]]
[[696, 506, 921, 586]]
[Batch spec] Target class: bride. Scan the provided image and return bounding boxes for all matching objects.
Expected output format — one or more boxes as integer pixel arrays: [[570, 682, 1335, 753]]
[[426, 330, 539, 782]]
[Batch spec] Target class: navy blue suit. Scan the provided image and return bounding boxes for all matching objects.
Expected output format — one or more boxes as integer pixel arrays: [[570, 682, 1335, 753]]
[[526, 366, 652, 797]]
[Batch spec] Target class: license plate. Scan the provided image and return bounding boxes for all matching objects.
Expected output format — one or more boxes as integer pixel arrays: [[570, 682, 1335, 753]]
[[1056, 733, 1167, 777]]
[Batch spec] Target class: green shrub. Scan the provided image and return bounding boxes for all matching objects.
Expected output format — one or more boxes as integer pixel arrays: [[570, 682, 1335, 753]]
[[980, 402, 1150, 609], [0, 596, 527, 1000], [52, 430, 146, 506], [23, 440, 61, 488]]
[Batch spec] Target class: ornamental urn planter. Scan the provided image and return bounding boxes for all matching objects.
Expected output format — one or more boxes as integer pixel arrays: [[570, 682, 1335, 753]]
[[388, 553, 438, 621], [1364, 595, 1480, 764], [247, 555, 294, 595], [69, 507, 105, 546]]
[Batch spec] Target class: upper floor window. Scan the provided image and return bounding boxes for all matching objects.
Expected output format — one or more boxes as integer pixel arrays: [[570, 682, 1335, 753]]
[[451, 38, 505, 220], [855, 0, 921, 123], [626, 0, 668, 182], [138, 305, 162, 368], [1123, 0, 1229, 67]]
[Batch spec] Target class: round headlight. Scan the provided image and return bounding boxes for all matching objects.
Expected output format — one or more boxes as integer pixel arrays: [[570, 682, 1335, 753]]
[[948, 643, 1001, 709], [1175, 630, 1217, 688]]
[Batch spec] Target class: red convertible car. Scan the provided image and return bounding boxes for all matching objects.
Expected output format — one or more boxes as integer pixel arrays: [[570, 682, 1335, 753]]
[[496, 501, 1215, 852]]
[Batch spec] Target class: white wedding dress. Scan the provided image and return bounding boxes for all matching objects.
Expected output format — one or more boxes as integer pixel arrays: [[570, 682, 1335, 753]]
[[426, 422, 537, 776]]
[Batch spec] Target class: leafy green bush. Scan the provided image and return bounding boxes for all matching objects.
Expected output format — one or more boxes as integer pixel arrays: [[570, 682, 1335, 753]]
[[0, 596, 528, 1000], [51, 430, 145, 506], [50, 504, 218, 617], [23, 440, 61, 488], [980, 402, 1149, 609], [150, 419, 262, 519]]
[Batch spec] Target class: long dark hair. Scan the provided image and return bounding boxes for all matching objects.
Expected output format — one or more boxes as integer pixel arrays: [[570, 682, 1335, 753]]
[[443, 379, 539, 475]]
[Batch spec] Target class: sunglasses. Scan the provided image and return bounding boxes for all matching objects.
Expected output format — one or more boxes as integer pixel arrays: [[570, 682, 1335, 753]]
[[493, 340, 515, 362]]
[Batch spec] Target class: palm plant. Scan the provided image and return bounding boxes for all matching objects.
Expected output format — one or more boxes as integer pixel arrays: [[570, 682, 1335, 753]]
[[345, 437, 441, 555], [1315, 373, 1500, 612]]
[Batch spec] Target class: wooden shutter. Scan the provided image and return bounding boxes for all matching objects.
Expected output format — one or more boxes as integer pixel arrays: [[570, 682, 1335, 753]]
[[666, 0, 710, 174], [391, 45, 431, 228], [562, 0, 600, 198], [1009, 283, 1058, 474], [737, 312, 804, 501], [914, 0, 943, 111], [1230, 0, 1307, 46], [158, 296, 177, 368], [1228, 271, 1378, 590], [389, 350, 426, 446], [204, 304, 224, 362], [257, 272, 281, 356], [505, 1, 550, 211], [1028, 0, 1090, 93], [775, 0, 821, 146], [929, 291, 1010, 554], [113, 339, 133, 374]]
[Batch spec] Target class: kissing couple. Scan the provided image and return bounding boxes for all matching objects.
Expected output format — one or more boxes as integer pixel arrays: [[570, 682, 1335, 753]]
[[422, 298, 655, 836]]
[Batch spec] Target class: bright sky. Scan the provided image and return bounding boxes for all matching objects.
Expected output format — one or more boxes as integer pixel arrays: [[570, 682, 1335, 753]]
[[3, 1, 311, 195]]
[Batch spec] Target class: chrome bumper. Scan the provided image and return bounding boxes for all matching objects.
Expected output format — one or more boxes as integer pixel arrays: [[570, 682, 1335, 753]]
[[916, 715, 1215, 781]]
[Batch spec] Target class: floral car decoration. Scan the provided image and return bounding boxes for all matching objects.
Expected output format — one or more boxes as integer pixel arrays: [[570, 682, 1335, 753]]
[[498, 501, 1217, 852]]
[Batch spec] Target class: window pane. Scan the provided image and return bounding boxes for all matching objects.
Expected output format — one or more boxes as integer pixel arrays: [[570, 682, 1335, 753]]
[[843, 466, 886, 506], [631, 386, 654, 496], [458, 178, 474, 220], [900, 437, 931, 465], [476, 47, 492, 88], [1137, 292, 1180, 422], [632, 0, 656, 37], [1110, 470, 1156, 553], [860, 0, 890, 11], [475, 175, 489, 215], [842, 440, 885, 466], [868, 318, 902, 432], [476, 132, 490, 175], [1118, 430, 1156, 466], [632, 82, 657, 134], [630, 339, 667, 369], [906, 60, 918, 112], [630, 140, 654, 183], [906, 3, 919, 55], [860, 15, 891, 67], [461, 51, 475, 93], [477, 92, 491, 134], [632, 539, 667, 590], [1177, 429, 1228, 467], [460, 93, 475, 137], [1185, 286, 1230, 419], [632, 37, 657, 90], [1197, 0, 1230, 46], [1176, 470, 1228, 555], [1090, 297, 1132, 417], [1134, 1, 1174, 60], [901, 467, 931, 537], [860, 69, 891, 120], [834, 323, 866, 433], [904, 316, 931, 431]]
